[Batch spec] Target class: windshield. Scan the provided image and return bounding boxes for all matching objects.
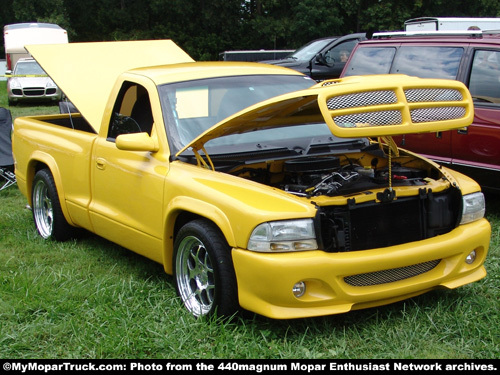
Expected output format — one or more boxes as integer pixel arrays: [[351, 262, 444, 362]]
[[159, 74, 315, 153], [13, 60, 46, 75], [290, 38, 336, 61], [344, 46, 464, 80]]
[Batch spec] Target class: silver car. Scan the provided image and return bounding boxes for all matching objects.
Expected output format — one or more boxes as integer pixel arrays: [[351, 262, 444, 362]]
[[7, 58, 62, 105]]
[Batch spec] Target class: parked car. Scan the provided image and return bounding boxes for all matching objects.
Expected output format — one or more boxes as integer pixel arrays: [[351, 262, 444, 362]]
[[342, 30, 500, 191], [261, 33, 366, 81], [7, 57, 62, 105]]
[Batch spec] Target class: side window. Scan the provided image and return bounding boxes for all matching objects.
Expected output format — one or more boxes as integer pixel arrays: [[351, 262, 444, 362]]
[[391, 46, 463, 79], [469, 50, 500, 105], [343, 47, 396, 76], [323, 40, 358, 66], [108, 82, 154, 140]]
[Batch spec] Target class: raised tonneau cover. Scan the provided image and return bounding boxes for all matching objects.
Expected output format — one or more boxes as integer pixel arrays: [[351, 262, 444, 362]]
[[26, 40, 194, 134]]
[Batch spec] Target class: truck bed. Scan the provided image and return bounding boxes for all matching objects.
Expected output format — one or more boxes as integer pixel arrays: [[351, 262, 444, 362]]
[[13, 113, 97, 230], [32, 113, 95, 133]]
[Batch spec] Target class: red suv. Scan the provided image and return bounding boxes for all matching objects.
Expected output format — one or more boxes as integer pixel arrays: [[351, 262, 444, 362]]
[[341, 30, 500, 191]]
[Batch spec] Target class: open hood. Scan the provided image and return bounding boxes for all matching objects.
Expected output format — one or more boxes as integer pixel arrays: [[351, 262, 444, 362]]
[[178, 74, 473, 156], [26, 40, 194, 134]]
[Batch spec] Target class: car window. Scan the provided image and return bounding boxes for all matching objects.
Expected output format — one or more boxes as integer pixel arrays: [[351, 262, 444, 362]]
[[14, 61, 46, 75], [324, 40, 358, 65], [292, 38, 336, 60], [390, 46, 463, 79], [469, 50, 500, 105], [108, 82, 154, 140], [344, 46, 463, 80], [343, 47, 396, 76]]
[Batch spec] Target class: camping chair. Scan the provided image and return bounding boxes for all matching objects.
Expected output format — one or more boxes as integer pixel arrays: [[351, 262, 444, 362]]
[[0, 107, 16, 191]]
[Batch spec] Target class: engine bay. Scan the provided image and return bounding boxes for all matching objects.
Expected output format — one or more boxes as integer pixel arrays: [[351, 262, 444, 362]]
[[278, 155, 429, 197], [229, 148, 439, 198]]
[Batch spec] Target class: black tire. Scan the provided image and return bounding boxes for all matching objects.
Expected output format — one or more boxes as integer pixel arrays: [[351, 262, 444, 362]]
[[173, 219, 239, 319], [31, 169, 74, 241]]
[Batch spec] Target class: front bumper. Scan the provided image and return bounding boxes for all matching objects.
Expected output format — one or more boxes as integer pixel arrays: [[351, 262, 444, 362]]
[[232, 218, 490, 319], [8, 88, 62, 104]]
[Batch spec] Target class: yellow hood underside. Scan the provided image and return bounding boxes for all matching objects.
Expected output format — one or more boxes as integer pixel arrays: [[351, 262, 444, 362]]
[[27, 40, 194, 133], [178, 74, 474, 155]]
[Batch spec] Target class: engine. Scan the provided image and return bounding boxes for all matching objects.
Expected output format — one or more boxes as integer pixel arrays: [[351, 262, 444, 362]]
[[277, 156, 428, 197]]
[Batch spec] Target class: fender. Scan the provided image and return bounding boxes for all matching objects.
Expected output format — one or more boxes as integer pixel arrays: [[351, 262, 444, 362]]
[[162, 196, 236, 274], [26, 150, 75, 226]]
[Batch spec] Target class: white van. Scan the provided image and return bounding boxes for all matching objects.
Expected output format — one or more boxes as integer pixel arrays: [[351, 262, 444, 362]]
[[405, 17, 500, 32], [3, 23, 68, 71]]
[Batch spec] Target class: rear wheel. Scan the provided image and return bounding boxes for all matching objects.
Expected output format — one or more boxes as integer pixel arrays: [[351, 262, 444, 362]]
[[32, 169, 74, 241], [173, 219, 239, 318]]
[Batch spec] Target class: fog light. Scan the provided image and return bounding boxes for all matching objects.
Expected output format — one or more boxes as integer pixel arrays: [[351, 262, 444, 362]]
[[293, 281, 306, 298], [465, 250, 476, 264]]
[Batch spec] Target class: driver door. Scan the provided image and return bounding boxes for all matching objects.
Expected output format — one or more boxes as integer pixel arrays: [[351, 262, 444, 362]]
[[89, 81, 167, 263]]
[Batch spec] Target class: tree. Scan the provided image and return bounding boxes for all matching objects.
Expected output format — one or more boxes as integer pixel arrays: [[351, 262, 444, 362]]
[[11, 0, 71, 30], [2, 0, 500, 60]]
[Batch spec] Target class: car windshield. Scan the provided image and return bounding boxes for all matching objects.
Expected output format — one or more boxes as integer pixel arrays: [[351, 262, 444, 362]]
[[159, 74, 317, 153], [13, 61, 46, 75], [344, 46, 464, 80], [290, 38, 336, 60]]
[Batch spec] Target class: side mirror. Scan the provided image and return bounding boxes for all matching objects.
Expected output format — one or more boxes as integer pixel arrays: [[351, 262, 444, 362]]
[[116, 132, 158, 152]]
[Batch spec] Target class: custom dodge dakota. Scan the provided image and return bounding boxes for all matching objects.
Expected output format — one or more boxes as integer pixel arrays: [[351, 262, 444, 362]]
[[12, 40, 491, 319]]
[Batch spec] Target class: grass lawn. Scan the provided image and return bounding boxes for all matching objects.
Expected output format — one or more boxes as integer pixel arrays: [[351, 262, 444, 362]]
[[1, 81, 499, 359]]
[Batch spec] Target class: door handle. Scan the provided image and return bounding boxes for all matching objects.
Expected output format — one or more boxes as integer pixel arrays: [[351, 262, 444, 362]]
[[96, 158, 106, 170]]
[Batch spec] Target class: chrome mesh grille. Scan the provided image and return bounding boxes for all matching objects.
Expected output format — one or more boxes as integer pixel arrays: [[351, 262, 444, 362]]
[[344, 259, 441, 287], [405, 88, 462, 102], [327, 90, 397, 110], [411, 107, 466, 123], [334, 110, 402, 127]]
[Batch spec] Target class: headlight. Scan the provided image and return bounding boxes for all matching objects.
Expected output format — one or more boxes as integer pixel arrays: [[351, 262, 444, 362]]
[[9, 79, 21, 88], [460, 192, 485, 225], [46, 80, 56, 88], [247, 219, 318, 252]]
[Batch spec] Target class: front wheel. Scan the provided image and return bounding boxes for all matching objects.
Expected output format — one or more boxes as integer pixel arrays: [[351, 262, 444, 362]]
[[173, 220, 239, 319], [32, 169, 74, 241]]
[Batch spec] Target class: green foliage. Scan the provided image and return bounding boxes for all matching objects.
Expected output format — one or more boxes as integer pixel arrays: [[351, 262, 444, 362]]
[[3, 0, 500, 60], [11, 0, 70, 29]]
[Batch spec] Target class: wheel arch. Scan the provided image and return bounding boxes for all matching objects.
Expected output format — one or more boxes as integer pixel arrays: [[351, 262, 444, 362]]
[[26, 152, 73, 225], [162, 197, 236, 275]]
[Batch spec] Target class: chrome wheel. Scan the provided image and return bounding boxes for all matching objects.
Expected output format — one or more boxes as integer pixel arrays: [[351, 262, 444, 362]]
[[31, 169, 74, 242], [32, 178, 54, 239], [174, 220, 239, 319], [175, 235, 215, 317]]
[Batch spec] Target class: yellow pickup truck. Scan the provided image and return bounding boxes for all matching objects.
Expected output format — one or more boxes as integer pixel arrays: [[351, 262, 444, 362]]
[[12, 40, 491, 320]]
